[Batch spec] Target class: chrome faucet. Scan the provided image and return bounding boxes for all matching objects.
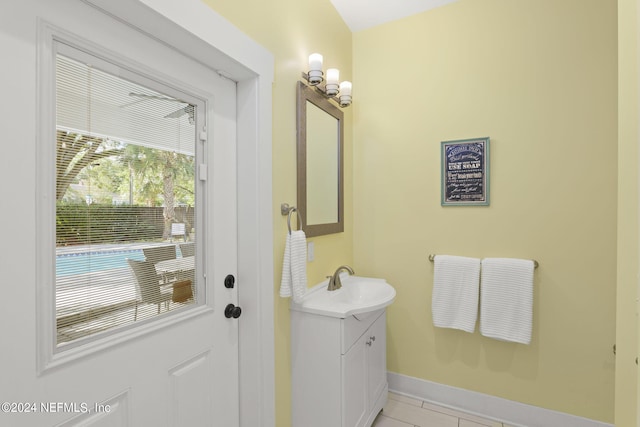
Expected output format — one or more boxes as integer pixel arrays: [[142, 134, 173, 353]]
[[327, 265, 355, 291]]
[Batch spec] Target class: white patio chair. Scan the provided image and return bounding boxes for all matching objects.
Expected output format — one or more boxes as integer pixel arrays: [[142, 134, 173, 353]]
[[142, 245, 177, 283], [126, 259, 173, 321], [171, 223, 187, 242]]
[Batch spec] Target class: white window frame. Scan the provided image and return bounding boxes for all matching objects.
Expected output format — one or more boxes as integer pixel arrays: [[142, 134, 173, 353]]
[[37, 23, 213, 371]]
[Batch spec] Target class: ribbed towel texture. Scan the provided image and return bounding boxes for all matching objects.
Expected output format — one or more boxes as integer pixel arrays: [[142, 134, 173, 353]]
[[480, 258, 534, 344], [431, 255, 481, 333], [279, 230, 307, 302]]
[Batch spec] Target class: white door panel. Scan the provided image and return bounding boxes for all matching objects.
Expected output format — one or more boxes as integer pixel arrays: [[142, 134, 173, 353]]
[[1, 1, 239, 426], [55, 391, 130, 427]]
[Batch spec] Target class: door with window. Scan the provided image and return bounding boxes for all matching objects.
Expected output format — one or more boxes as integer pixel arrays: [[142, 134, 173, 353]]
[[4, 2, 239, 426]]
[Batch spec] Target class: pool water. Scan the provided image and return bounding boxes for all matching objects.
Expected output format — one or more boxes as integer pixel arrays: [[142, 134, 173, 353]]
[[56, 249, 145, 276]]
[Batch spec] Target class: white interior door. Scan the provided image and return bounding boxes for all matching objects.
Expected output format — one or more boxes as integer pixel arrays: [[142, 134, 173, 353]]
[[1, 1, 239, 426]]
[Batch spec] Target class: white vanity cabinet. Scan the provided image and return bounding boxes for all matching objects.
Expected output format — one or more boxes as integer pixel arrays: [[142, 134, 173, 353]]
[[291, 307, 389, 427]]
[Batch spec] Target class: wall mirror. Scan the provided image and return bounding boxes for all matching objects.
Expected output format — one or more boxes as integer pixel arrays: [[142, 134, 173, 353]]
[[296, 81, 344, 237]]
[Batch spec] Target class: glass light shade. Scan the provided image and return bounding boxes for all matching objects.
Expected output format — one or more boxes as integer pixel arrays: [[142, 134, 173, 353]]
[[339, 81, 352, 96], [326, 68, 339, 85], [339, 81, 352, 106], [325, 68, 339, 96], [309, 53, 323, 71], [307, 53, 324, 85]]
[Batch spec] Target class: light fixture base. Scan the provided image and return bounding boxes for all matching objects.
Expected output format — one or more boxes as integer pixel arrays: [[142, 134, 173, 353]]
[[339, 95, 352, 108], [325, 83, 339, 97], [304, 70, 323, 85]]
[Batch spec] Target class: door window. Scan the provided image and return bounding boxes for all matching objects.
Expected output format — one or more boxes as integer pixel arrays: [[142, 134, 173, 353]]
[[54, 44, 203, 347]]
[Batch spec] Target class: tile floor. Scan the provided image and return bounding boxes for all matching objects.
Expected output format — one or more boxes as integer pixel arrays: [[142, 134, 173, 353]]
[[372, 392, 516, 427]]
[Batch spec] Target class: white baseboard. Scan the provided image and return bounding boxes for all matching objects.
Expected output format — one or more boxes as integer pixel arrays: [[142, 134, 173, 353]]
[[387, 372, 613, 427]]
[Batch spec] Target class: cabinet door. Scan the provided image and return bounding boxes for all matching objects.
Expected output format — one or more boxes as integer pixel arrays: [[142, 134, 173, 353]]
[[342, 334, 368, 427], [368, 312, 387, 406]]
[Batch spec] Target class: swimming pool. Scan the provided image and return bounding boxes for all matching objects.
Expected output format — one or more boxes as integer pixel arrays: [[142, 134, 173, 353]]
[[56, 249, 145, 276]]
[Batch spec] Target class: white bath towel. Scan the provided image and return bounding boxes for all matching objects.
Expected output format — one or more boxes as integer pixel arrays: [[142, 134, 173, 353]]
[[480, 258, 534, 344], [431, 255, 481, 333], [279, 230, 307, 302]]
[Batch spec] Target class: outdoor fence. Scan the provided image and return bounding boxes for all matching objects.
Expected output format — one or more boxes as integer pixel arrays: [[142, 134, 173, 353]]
[[56, 204, 195, 245]]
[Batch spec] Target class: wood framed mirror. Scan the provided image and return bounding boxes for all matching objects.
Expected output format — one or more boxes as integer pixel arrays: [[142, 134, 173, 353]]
[[296, 81, 344, 237]]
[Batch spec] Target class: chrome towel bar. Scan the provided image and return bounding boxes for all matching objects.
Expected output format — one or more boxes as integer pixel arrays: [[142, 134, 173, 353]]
[[428, 254, 538, 269]]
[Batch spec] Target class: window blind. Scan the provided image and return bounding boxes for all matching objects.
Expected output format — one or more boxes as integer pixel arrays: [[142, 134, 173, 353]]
[[55, 48, 198, 346]]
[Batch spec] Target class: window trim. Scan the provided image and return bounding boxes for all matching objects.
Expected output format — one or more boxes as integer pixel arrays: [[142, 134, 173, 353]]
[[37, 21, 213, 373]]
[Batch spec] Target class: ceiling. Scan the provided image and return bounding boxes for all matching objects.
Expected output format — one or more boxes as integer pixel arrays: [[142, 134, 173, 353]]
[[330, 0, 459, 32]]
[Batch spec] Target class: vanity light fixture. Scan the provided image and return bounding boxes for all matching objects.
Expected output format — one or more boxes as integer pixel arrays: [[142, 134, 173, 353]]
[[302, 53, 352, 108]]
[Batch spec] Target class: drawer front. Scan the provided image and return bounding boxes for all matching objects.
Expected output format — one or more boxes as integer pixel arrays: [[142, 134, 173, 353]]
[[341, 309, 384, 354]]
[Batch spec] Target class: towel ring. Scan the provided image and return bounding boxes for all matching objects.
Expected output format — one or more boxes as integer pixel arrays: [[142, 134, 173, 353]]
[[287, 208, 303, 234], [281, 203, 304, 234]]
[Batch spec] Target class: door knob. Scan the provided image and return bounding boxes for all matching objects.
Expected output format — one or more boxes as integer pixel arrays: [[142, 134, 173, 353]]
[[225, 304, 242, 319]]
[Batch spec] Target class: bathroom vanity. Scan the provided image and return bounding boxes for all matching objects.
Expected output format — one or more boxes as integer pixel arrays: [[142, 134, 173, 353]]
[[290, 275, 396, 427]]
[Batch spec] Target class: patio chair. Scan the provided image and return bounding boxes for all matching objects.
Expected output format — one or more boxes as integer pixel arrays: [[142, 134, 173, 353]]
[[179, 242, 195, 257], [127, 259, 173, 321], [143, 245, 177, 283], [142, 245, 176, 264], [171, 223, 187, 242]]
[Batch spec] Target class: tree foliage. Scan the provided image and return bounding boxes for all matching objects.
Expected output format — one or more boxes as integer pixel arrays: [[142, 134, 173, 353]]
[[56, 130, 124, 201], [121, 144, 195, 238], [56, 130, 195, 240]]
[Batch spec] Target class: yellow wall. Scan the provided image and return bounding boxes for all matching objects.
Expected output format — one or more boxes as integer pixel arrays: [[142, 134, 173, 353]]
[[202, 0, 630, 424], [616, 0, 639, 424], [199, 1, 353, 425], [353, 0, 617, 423]]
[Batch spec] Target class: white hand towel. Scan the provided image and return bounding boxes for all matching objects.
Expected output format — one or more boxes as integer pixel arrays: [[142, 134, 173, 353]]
[[431, 255, 481, 333], [480, 258, 534, 344], [279, 230, 307, 302], [279, 233, 292, 298], [289, 230, 308, 302]]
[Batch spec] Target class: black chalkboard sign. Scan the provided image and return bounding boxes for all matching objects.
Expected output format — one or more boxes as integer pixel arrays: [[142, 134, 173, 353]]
[[441, 137, 490, 206]]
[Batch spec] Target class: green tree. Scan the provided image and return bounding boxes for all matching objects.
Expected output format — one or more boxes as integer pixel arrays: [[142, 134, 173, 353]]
[[57, 130, 195, 240], [79, 157, 129, 204], [56, 130, 124, 200], [122, 144, 195, 239]]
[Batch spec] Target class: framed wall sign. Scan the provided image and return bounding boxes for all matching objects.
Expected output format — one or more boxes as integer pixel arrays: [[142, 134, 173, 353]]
[[441, 137, 490, 206]]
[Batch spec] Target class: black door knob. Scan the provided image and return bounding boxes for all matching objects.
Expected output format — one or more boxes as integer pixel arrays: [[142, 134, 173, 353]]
[[225, 303, 242, 319]]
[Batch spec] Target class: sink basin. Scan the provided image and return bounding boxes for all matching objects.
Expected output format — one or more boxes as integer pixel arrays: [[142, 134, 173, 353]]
[[290, 274, 396, 318]]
